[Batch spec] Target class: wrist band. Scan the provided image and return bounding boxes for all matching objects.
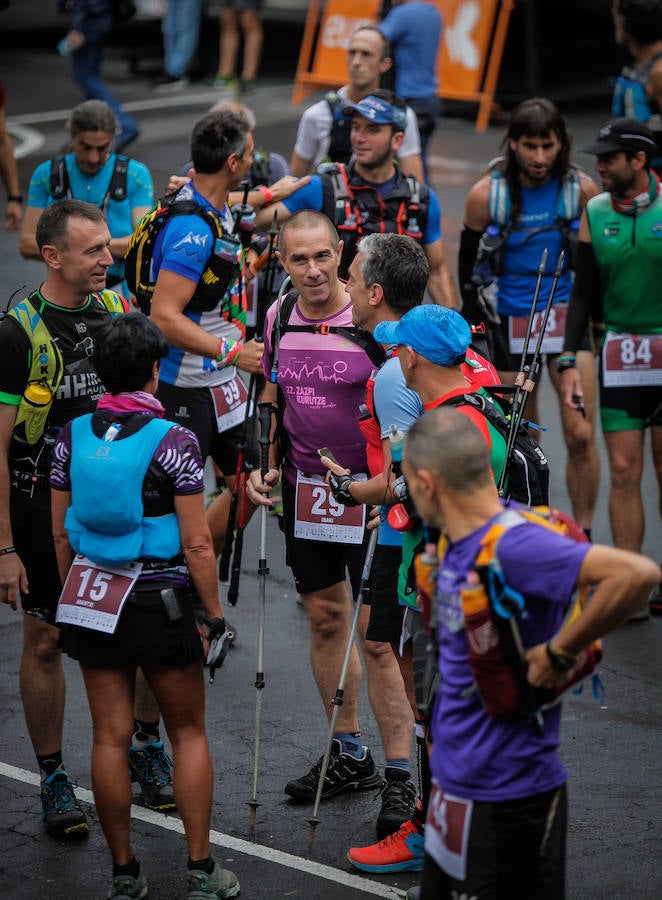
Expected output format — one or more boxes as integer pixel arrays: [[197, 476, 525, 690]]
[[256, 185, 273, 207], [216, 338, 243, 367], [0, 546, 16, 556], [6, 194, 22, 203], [545, 641, 578, 672], [555, 353, 577, 374]]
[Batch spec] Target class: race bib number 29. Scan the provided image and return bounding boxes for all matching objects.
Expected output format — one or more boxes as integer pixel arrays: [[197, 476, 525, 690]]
[[294, 472, 366, 543]]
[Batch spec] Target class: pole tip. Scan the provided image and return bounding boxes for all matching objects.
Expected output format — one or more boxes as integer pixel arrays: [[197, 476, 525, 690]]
[[307, 817, 319, 851]]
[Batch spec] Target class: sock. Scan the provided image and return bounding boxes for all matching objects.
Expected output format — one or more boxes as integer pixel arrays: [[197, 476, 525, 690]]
[[132, 719, 160, 748], [385, 760, 411, 781], [334, 731, 363, 758], [188, 856, 214, 873], [583, 528, 592, 542], [113, 857, 140, 879], [37, 751, 63, 779]]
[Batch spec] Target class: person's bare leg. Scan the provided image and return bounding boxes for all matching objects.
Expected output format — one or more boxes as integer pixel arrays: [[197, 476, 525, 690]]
[[302, 581, 362, 732], [238, 9, 263, 82], [217, 8, 239, 79], [603, 429, 645, 552], [358, 606, 414, 761], [80, 664, 135, 865], [548, 351, 600, 531], [20, 615, 65, 756], [145, 662, 212, 861]]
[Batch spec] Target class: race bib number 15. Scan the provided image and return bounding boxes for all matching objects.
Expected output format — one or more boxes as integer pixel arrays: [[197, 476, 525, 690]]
[[55, 556, 142, 634]]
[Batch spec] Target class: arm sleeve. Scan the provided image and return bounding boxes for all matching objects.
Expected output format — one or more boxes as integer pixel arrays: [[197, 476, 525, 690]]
[[457, 225, 483, 323], [422, 188, 442, 243], [564, 240, 602, 352]]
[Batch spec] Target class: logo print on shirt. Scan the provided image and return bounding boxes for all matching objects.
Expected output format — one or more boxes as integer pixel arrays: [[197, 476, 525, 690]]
[[173, 232, 210, 254]]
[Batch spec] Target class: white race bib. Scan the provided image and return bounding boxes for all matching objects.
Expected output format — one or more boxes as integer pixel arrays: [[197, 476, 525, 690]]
[[602, 331, 662, 387], [425, 780, 473, 882], [210, 375, 249, 432], [294, 471, 366, 543], [508, 303, 568, 356], [56, 555, 142, 634]]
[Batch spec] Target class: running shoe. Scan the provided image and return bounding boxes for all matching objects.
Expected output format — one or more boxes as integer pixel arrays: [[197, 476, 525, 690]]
[[211, 75, 239, 94], [376, 774, 417, 838], [187, 859, 240, 898], [284, 739, 381, 802], [129, 741, 176, 811], [40, 770, 89, 838], [348, 819, 425, 873], [108, 866, 148, 899]]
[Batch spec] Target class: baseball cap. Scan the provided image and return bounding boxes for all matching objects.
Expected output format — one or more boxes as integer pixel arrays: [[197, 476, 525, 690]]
[[581, 117, 657, 155], [341, 95, 408, 133], [373, 305, 471, 366]]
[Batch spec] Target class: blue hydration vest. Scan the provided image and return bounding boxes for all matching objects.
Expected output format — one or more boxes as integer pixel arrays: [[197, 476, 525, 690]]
[[65, 415, 182, 568]]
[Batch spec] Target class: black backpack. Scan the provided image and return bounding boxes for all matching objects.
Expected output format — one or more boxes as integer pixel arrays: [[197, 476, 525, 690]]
[[442, 390, 550, 507]]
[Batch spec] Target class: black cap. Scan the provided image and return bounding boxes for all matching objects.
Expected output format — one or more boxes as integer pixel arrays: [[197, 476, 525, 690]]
[[582, 117, 657, 155]]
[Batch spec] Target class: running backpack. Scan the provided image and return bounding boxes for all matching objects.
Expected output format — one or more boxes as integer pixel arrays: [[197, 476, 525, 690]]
[[124, 195, 240, 315], [473, 165, 583, 284], [323, 91, 353, 166], [441, 390, 550, 507], [459, 506, 603, 727], [50, 154, 129, 209]]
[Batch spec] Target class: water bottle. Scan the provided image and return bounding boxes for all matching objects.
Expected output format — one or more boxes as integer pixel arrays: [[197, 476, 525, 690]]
[[388, 423, 405, 470]]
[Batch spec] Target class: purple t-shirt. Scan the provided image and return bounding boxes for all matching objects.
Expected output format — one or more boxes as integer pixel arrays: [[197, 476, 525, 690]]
[[432, 507, 591, 802], [262, 295, 373, 483]]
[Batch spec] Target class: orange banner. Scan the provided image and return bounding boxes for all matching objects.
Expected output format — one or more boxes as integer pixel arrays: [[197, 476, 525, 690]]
[[293, 0, 513, 131]]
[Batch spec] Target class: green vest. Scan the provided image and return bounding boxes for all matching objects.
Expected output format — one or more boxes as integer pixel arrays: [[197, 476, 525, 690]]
[[8, 289, 127, 446], [587, 192, 662, 334]]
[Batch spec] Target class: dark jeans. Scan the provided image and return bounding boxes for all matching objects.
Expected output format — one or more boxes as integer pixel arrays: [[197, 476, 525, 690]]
[[70, 38, 139, 138]]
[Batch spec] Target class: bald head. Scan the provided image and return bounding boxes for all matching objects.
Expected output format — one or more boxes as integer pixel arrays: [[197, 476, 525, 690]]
[[405, 408, 494, 495]]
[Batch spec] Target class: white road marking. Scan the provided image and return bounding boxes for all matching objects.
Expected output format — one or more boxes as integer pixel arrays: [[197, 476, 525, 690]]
[[0, 760, 408, 898], [6, 123, 44, 159]]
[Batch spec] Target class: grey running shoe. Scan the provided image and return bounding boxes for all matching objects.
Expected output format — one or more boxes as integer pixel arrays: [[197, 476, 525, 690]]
[[40, 771, 89, 838], [284, 739, 381, 802], [187, 859, 240, 898], [108, 866, 148, 899], [129, 741, 176, 811], [376, 775, 417, 838]]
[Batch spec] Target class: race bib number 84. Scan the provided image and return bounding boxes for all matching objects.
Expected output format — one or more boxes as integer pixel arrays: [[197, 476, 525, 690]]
[[602, 332, 662, 387]]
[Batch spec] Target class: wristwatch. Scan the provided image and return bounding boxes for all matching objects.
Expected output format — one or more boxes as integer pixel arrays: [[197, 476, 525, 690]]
[[545, 642, 578, 672]]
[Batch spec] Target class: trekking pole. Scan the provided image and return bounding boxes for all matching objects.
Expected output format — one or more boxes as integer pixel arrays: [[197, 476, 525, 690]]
[[497, 247, 547, 497], [225, 214, 279, 601], [498, 250, 565, 497], [248, 400, 275, 833], [307, 525, 379, 851]]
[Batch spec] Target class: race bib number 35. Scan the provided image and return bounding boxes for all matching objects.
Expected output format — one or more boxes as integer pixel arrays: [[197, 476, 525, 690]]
[[294, 472, 366, 543], [602, 332, 662, 387], [55, 556, 142, 633]]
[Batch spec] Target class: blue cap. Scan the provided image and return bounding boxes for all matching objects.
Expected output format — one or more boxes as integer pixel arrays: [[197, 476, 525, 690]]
[[373, 306, 471, 366], [341, 95, 408, 133]]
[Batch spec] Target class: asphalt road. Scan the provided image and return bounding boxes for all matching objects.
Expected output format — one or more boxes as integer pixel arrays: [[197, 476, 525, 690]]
[[0, 40, 661, 900]]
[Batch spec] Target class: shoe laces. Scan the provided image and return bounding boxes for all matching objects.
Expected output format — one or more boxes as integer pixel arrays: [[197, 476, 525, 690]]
[[110, 874, 142, 898], [133, 743, 173, 787], [377, 819, 419, 848], [41, 773, 79, 813], [378, 777, 417, 813]]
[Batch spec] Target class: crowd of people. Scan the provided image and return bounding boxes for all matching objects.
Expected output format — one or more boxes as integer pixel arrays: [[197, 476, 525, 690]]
[[1, 2, 662, 899]]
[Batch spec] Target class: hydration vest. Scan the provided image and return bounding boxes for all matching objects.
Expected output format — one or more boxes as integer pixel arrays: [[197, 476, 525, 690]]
[[458, 506, 602, 727], [65, 414, 182, 568], [8, 290, 128, 447], [318, 162, 430, 279], [49, 154, 129, 211], [612, 51, 662, 171], [124, 195, 241, 316], [473, 167, 582, 285], [324, 91, 353, 166]]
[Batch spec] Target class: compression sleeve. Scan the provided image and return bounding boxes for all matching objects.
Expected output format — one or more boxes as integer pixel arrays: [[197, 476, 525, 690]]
[[457, 225, 483, 322], [563, 240, 602, 352]]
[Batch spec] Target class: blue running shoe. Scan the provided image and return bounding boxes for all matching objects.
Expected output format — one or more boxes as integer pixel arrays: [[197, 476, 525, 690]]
[[40, 770, 89, 838]]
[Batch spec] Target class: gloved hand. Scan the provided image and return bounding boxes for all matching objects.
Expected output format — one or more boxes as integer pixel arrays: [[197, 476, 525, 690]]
[[328, 471, 358, 507]]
